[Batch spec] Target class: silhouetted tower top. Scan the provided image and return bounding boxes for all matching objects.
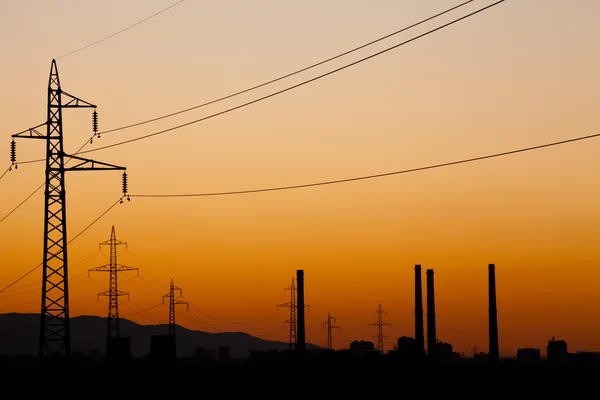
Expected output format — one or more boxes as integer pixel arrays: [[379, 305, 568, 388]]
[[88, 226, 137, 341], [488, 264, 499, 363], [415, 264, 425, 356], [162, 279, 188, 337], [369, 304, 392, 354]]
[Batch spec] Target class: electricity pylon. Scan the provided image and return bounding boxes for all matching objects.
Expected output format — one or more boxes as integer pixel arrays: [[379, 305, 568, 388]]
[[11, 59, 127, 363], [277, 278, 297, 350], [88, 226, 138, 341], [323, 312, 340, 350], [162, 279, 188, 337], [369, 304, 392, 354]]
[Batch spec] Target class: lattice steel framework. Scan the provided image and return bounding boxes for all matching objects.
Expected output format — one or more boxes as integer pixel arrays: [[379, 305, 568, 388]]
[[369, 304, 392, 354], [277, 278, 297, 350], [323, 311, 340, 350], [163, 279, 188, 337], [12, 59, 126, 362], [88, 226, 138, 340]]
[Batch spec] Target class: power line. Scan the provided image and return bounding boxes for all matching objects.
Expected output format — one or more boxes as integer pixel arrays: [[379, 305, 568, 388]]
[[119, 300, 160, 325], [0, 196, 126, 294], [2, 122, 49, 166], [0, 0, 486, 221], [0, 182, 43, 224], [137, 275, 165, 298], [56, 0, 186, 59], [128, 132, 600, 198], [126, 275, 163, 302], [125, 249, 165, 288], [181, 296, 227, 325], [0, 275, 94, 314], [9, 133, 94, 166], [6, 0, 498, 167], [123, 302, 165, 318], [0, 166, 10, 182], [69, 197, 124, 243], [0, 255, 98, 297], [181, 307, 224, 333], [0, 135, 96, 225], [97, 0, 475, 135], [75, 0, 506, 156]]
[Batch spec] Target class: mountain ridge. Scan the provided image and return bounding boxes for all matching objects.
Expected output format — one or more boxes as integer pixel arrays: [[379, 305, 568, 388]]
[[0, 312, 323, 359]]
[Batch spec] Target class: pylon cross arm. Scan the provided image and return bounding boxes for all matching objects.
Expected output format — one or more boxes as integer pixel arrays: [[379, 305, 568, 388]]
[[89, 265, 110, 272], [60, 91, 96, 108], [116, 265, 138, 272], [12, 124, 47, 139], [63, 154, 125, 171]]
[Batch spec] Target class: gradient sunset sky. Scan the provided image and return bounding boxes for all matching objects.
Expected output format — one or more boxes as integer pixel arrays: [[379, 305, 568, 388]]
[[1, 0, 599, 357]]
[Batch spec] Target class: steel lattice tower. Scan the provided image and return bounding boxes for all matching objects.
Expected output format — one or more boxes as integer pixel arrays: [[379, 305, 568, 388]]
[[369, 304, 392, 354], [323, 312, 340, 350], [163, 279, 188, 337], [277, 278, 297, 350], [11, 60, 126, 363], [88, 226, 138, 340]]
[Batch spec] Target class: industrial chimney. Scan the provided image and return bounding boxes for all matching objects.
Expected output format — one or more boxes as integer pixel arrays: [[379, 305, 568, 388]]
[[426, 269, 436, 360], [488, 264, 499, 363], [296, 269, 306, 351], [415, 265, 425, 356]]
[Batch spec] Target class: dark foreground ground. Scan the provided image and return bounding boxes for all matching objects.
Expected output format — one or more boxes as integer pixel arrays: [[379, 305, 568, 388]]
[[2, 350, 599, 370]]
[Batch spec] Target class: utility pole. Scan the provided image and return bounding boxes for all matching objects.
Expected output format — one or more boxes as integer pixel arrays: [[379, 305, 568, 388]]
[[88, 226, 138, 340], [162, 279, 188, 337], [369, 304, 392, 354], [323, 312, 340, 350], [11, 59, 127, 364], [277, 278, 297, 350]]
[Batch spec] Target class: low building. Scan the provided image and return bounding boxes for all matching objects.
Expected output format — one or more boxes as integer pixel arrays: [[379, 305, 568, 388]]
[[517, 348, 541, 366]]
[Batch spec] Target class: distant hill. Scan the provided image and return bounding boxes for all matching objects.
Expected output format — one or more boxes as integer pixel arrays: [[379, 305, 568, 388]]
[[0, 313, 323, 359]]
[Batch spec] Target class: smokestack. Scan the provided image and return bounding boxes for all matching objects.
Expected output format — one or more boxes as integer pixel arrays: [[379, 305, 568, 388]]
[[296, 269, 305, 351], [488, 263, 499, 363], [426, 269, 436, 360], [414, 265, 424, 356]]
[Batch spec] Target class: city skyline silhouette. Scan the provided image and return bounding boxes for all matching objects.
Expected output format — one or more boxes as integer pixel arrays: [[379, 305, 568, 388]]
[[1, 0, 600, 367]]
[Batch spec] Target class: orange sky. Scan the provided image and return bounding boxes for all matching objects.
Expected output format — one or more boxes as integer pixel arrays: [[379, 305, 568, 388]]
[[1, 0, 599, 357]]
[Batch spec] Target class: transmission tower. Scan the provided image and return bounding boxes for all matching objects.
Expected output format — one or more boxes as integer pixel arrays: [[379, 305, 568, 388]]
[[369, 304, 392, 354], [277, 278, 297, 350], [11, 59, 127, 363], [162, 279, 188, 337], [323, 312, 340, 350], [88, 226, 138, 340]]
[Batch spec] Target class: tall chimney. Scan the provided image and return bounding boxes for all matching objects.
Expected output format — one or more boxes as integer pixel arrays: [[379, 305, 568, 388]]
[[414, 265, 425, 356], [426, 269, 436, 360], [296, 269, 306, 351], [488, 264, 499, 363]]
